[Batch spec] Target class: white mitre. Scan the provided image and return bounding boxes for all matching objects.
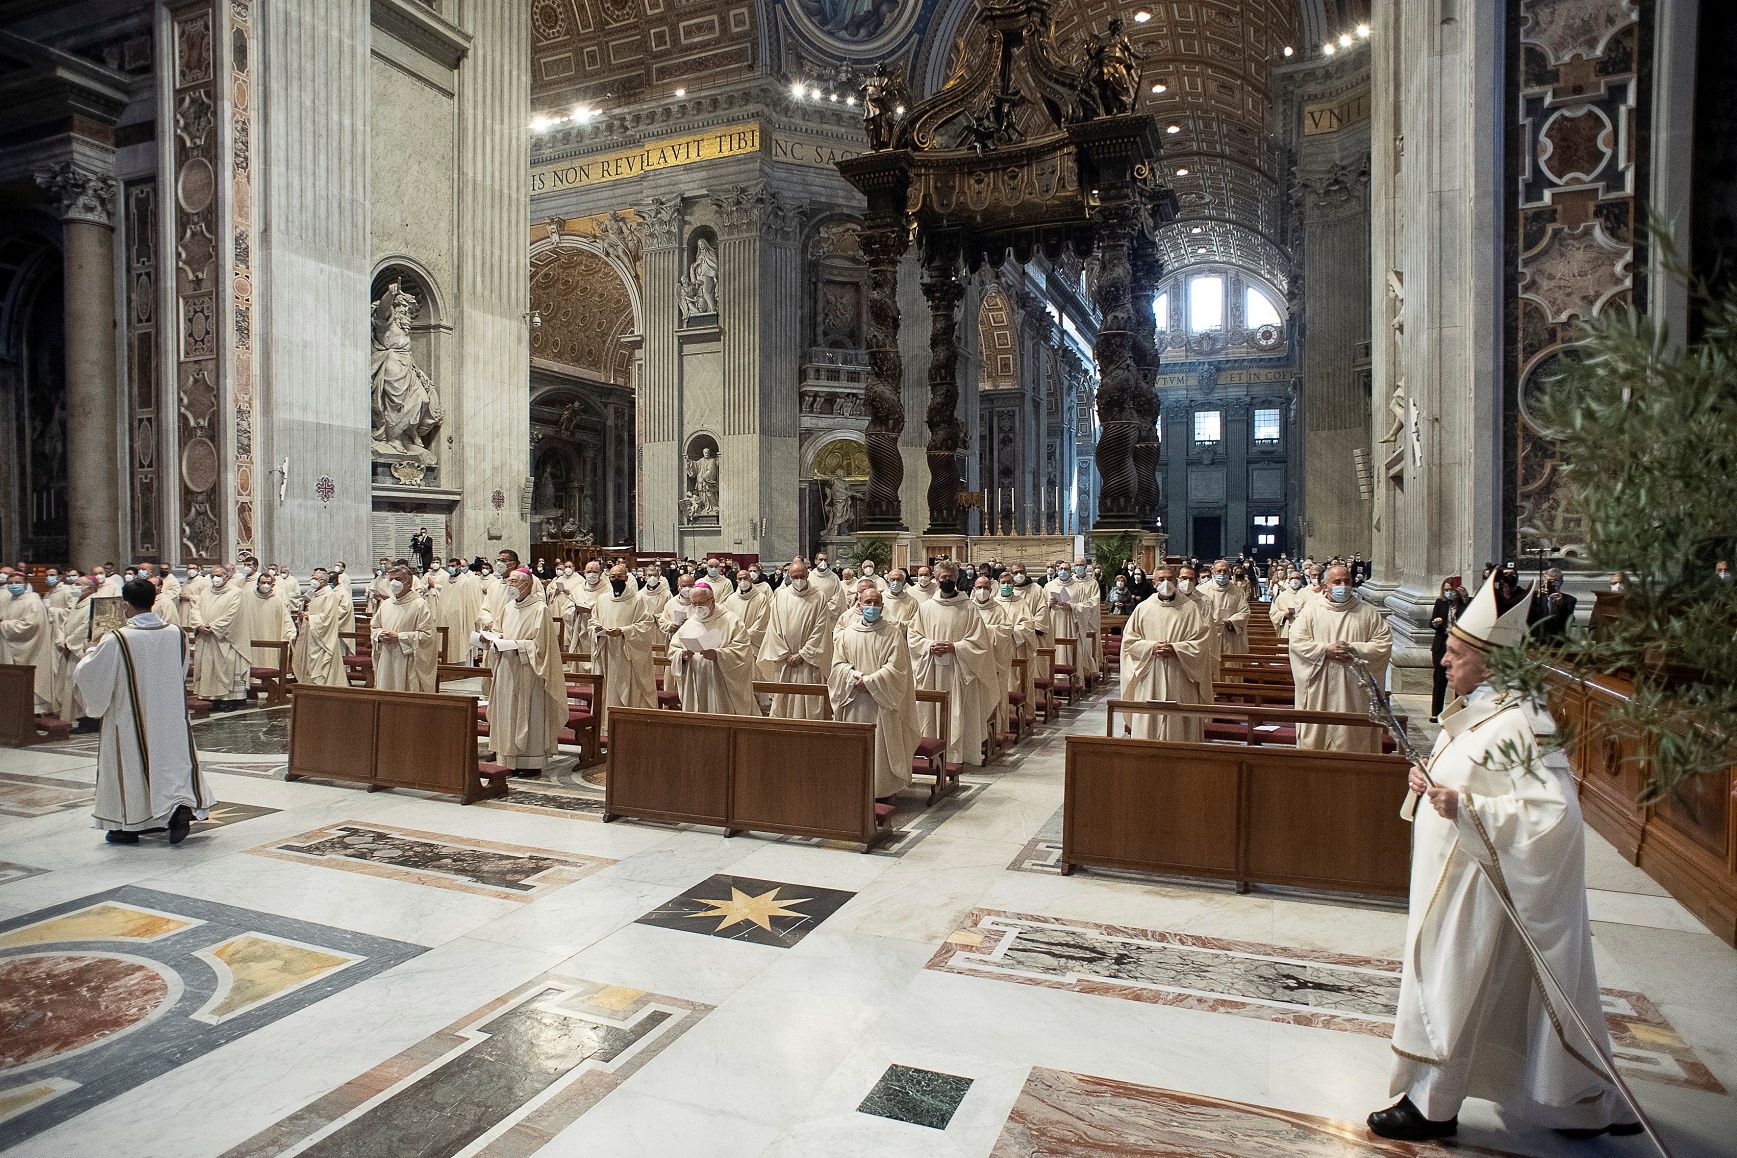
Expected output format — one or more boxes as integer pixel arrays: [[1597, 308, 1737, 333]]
[[1449, 575, 1535, 651]]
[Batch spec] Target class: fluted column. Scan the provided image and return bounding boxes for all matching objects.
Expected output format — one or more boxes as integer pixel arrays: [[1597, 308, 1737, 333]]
[[922, 243, 966, 534], [640, 197, 684, 551], [36, 159, 121, 566], [859, 211, 908, 531], [1091, 202, 1142, 529], [1130, 234, 1163, 528]]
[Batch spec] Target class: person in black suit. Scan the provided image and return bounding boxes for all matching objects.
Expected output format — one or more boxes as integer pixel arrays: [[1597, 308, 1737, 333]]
[[1428, 577, 1469, 721], [1528, 567, 1577, 642], [409, 528, 434, 572]]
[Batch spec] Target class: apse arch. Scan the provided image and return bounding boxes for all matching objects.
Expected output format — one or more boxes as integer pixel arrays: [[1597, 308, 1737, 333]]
[[528, 242, 639, 388], [529, 231, 643, 335]]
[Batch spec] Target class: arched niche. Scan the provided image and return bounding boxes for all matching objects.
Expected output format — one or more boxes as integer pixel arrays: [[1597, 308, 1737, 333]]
[[370, 259, 451, 469]]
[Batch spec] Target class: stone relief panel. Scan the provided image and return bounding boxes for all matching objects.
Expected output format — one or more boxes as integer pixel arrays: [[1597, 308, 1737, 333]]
[[528, 247, 636, 384], [125, 181, 159, 556], [230, 0, 257, 554], [1510, 0, 1647, 557]]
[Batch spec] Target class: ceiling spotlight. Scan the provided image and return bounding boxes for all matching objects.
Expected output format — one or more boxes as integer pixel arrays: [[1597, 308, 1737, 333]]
[[1338, 32, 1352, 47], [1166, 123, 1180, 134], [790, 80, 804, 98], [845, 96, 857, 106], [1191, 226, 1203, 234], [1133, 9, 1151, 23], [829, 91, 840, 102], [1356, 22, 1370, 38], [1323, 41, 1337, 55], [1196, 247, 1207, 254], [674, 87, 686, 98], [1175, 166, 1189, 176], [1150, 82, 1167, 94], [1282, 45, 1293, 57]]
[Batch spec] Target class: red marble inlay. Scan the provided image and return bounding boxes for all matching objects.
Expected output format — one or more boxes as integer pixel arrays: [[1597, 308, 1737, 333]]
[[0, 953, 172, 1071]]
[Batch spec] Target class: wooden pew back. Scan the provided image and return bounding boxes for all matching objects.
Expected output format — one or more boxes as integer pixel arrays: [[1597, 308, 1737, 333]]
[[605, 705, 882, 849], [0, 664, 37, 746], [286, 684, 505, 804]]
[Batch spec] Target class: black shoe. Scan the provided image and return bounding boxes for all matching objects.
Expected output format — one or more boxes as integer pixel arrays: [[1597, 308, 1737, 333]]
[[1555, 1123, 1645, 1140], [105, 830, 140, 845], [509, 769, 542, 779], [1367, 1097, 1457, 1141], [167, 805, 194, 845]]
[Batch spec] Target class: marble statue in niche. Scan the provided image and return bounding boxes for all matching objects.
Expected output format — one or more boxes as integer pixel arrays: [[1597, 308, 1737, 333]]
[[1380, 380, 1408, 446], [682, 440, 720, 522], [370, 279, 443, 464], [821, 469, 863, 537], [677, 237, 718, 325]]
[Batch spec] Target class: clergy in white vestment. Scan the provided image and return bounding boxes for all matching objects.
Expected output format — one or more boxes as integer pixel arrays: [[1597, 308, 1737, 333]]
[[272, 567, 303, 615], [908, 563, 997, 767], [483, 567, 567, 776], [808, 551, 843, 615], [43, 567, 76, 613], [1200, 559, 1251, 660], [1063, 557, 1103, 680], [829, 588, 919, 799], [49, 578, 100, 724], [969, 576, 1016, 743], [475, 551, 519, 633], [668, 580, 757, 716], [993, 574, 1044, 717], [563, 562, 606, 660], [658, 574, 695, 637], [1119, 568, 1212, 741], [638, 567, 673, 616], [1370, 577, 1638, 1143], [150, 579, 182, 628], [758, 560, 833, 719], [294, 570, 349, 687], [0, 573, 55, 713], [1268, 573, 1312, 639], [880, 570, 920, 627], [93, 567, 123, 597], [431, 559, 482, 663], [77, 580, 214, 844], [856, 558, 890, 593], [591, 564, 659, 728], [721, 572, 773, 657], [239, 572, 296, 669], [365, 558, 393, 614], [1176, 565, 1220, 701], [1288, 564, 1392, 752], [371, 565, 437, 692]]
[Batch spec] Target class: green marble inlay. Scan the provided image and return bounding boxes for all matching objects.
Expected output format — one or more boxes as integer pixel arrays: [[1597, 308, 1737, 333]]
[[857, 1063, 973, 1130]]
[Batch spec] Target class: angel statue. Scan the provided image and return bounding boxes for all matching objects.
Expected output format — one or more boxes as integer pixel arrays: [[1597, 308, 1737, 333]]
[[370, 279, 443, 464], [1082, 17, 1143, 118], [860, 63, 910, 151]]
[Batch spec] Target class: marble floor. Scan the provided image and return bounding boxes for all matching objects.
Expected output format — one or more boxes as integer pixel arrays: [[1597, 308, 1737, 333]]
[[1, 694, 1733, 1157]]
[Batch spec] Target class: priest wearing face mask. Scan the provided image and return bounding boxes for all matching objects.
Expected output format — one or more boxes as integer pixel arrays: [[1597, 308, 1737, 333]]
[[969, 574, 1017, 743], [429, 557, 481, 664], [189, 565, 249, 710], [880, 568, 920, 627], [1119, 566, 1212, 741], [1268, 569, 1312, 640], [911, 563, 937, 602], [857, 557, 889, 593], [1173, 565, 1219, 701], [42, 566, 75, 613], [992, 572, 1044, 714], [1201, 559, 1251, 661], [591, 563, 659, 727], [807, 552, 842, 615], [1063, 557, 1103, 680], [830, 586, 920, 799], [639, 565, 672, 616], [483, 567, 567, 776], [0, 569, 55, 714], [240, 571, 297, 678], [1288, 563, 1392, 751], [294, 568, 349, 688], [908, 561, 996, 767], [722, 566, 773, 656], [1369, 576, 1639, 1144], [759, 559, 834, 719], [476, 550, 520, 634], [669, 579, 757, 716], [49, 576, 100, 726], [561, 561, 607, 663], [371, 564, 436, 693]]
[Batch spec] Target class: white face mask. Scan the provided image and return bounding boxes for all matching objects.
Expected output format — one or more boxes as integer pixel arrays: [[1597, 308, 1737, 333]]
[[583, 572, 601, 587], [737, 579, 752, 594], [1177, 579, 1193, 594], [1290, 577, 1306, 590], [211, 575, 227, 589], [692, 604, 712, 620], [1156, 580, 1177, 598], [917, 576, 934, 589], [971, 587, 991, 604], [862, 564, 875, 575], [388, 580, 404, 596], [815, 560, 828, 572], [792, 577, 810, 593], [493, 561, 509, 576]]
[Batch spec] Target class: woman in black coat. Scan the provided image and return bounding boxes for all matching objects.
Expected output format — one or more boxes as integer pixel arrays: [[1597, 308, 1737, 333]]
[[1428, 578, 1469, 720]]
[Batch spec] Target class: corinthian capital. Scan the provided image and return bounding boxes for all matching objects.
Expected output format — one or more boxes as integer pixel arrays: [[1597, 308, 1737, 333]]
[[34, 159, 118, 226]]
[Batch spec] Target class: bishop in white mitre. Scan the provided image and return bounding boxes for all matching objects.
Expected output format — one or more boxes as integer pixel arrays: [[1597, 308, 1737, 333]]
[[908, 563, 996, 767], [758, 560, 833, 720], [1288, 563, 1392, 752], [668, 581, 757, 716], [1370, 577, 1638, 1143], [1118, 567, 1212, 742], [829, 588, 919, 799], [76, 581, 214, 844]]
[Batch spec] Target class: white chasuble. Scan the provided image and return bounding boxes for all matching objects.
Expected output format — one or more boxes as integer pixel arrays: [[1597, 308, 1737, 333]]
[[1288, 596, 1392, 752], [908, 594, 996, 767], [50, 601, 96, 721], [294, 586, 349, 687], [592, 587, 659, 728], [485, 588, 567, 770], [1119, 595, 1211, 742], [1201, 580, 1251, 658], [1390, 688, 1629, 1130], [190, 583, 249, 700], [76, 615, 215, 831], [372, 593, 437, 693], [0, 589, 54, 712], [721, 585, 773, 658], [972, 597, 1016, 740], [829, 617, 920, 798], [669, 607, 757, 716], [759, 584, 834, 720], [239, 589, 296, 668]]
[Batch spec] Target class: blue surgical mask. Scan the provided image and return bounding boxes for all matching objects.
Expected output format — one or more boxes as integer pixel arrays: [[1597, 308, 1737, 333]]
[[1329, 584, 1352, 603], [448, 566, 459, 577], [1072, 565, 1087, 578], [1213, 574, 1229, 586], [860, 605, 882, 624], [888, 579, 904, 594], [6, 582, 26, 597], [45, 575, 59, 587], [1000, 583, 1013, 597]]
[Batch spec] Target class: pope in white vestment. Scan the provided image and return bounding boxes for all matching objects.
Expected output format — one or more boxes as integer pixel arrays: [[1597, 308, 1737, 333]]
[[668, 586, 757, 716], [908, 573, 997, 767], [758, 567, 833, 719], [1373, 576, 1636, 1141], [371, 575, 437, 693], [77, 606, 215, 838], [829, 601, 919, 798], [1288, 569, 1392, 752], [484, 570, 567, 773], [294, 579, 349, 687], [1119, 577, 1212, 741], [0, 580, 54, 713]]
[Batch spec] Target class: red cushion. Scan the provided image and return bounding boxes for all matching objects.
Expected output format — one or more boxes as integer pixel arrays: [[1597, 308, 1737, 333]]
[[911, 756, 930, 775], [249, 666, 279, 678], [1203, 721, 1249, 742], [477, 762, 510, 778], [567, 709, 594, 726], [1032, 678, 1053, 690], [874, 803, 895, 826], [914, 737, 945, 759], [1007, 691, 1025, 705], [656, 691, 680, 708], [1052, 664, 1075, 675]]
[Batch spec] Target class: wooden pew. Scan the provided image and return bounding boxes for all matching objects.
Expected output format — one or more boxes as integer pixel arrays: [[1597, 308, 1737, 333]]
[[0, 664, 56, 746], [248, 639, 292, 706], [1212, 681, 1296, 707], [603, 705, 888, 850], [285, 684, 508, 804], [1106, 699, 1404, 752], [754, 681, 830, 719], [912, 687, 960, 803], [1062, 700, 1412, 897]]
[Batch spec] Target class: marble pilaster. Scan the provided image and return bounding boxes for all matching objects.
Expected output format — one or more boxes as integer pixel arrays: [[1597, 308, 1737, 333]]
[[638, 196, 683, 554]]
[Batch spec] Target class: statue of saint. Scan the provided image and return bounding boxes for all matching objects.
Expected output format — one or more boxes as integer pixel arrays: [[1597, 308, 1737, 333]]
[[677, 237, 718, 324], [859, 63, 910, 151], [822, 469, 859, 537], [685, 445, 720, 517], [1082, 17, 1143, 118], [370, 279, 443, 464]]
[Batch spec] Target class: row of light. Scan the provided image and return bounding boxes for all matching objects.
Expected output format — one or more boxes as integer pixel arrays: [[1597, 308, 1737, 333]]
[[789, 80, 865, 109], [530, 104, 603, 133], [1322, 23, 1373, 55]]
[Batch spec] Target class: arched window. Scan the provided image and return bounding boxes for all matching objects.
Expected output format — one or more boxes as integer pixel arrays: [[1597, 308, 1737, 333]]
[[1153, 291, 1168, 332], [1188, 275, 1224, 332], [1245, 285, 1282, 329]]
